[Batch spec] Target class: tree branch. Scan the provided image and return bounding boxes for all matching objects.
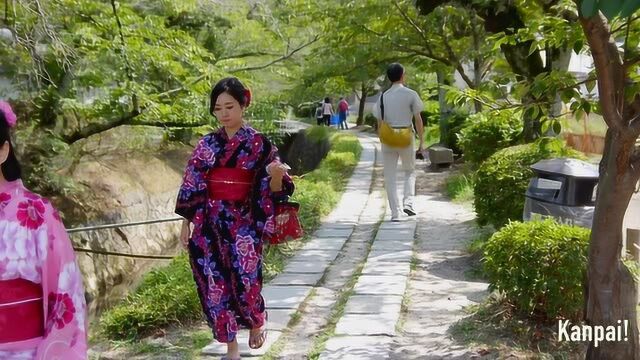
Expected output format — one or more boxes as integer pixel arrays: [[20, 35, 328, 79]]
[[580, 13, 625, 131], [62, 107, 144, 144], [227, 35, 319, 73], [216, 51, 280, 62]]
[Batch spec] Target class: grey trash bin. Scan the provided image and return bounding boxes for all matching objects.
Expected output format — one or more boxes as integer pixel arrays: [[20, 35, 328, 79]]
[[523, 158, 599, 228]]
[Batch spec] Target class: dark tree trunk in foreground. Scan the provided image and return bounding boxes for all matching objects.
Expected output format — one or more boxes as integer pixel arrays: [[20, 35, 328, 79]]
[[581, 13, 640, 359]]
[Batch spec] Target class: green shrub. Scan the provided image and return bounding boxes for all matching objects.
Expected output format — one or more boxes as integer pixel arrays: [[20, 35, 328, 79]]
[[458, 109, 523, 165], [294, 102, 317, 118], [364, 113, 377, 129], [483, 219, 590, 321], [442, 110, 468, 154], [98, 133, 362, 340], [474, 137, 583, 229]]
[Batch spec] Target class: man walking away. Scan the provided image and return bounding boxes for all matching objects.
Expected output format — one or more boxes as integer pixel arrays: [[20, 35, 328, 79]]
[[373, 63, 424, 221], [338, 97, 349, 130]]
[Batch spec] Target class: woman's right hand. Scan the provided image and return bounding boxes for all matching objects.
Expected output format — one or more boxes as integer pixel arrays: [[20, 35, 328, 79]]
[[180, 220, 191, 248]]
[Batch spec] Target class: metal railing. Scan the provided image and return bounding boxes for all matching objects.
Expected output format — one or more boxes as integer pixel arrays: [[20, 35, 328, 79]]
[[69, 216, 184, 260]]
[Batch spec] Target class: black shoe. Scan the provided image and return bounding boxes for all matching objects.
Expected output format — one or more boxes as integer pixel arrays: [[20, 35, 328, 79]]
[[403, 206, 416, 216]]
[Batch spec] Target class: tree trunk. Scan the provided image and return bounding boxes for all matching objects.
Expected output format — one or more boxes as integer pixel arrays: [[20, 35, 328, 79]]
[[357, 82, 367, 126], [436, 69, 452, 144], [586, 129, 640, 359]]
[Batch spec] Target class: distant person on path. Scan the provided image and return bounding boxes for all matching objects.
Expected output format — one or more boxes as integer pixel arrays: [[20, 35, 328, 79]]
[[322, 97, 334, 126], [175, 77, 294, 359], [0, 101, 88, 359], [315, 102, 323, 126], [338, 97, 349, 130], [373, 63, 424, 221]]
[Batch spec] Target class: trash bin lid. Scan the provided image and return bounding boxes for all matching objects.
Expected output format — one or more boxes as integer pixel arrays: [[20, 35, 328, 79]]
[[530, 158, 599, 178]]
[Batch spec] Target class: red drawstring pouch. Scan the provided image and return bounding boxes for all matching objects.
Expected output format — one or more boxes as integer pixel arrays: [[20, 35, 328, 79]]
[[266, 202, 304, 245]]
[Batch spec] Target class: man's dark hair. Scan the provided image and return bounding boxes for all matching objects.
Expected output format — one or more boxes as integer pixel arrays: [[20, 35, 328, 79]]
[[0, 110, 21, 181], [387, 63, 404, 82]]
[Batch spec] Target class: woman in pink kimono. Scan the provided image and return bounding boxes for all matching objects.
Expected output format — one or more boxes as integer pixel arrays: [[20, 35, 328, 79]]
[[176, 78, 293, 360], [0, 101, 87, 359]]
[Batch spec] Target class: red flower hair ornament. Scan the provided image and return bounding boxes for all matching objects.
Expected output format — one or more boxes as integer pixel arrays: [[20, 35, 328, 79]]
[[243, 89, 252, 107], [0, 101, 17, 128]]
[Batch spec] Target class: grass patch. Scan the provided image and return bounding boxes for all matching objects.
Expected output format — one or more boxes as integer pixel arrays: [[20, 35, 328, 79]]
[[450, 293, 586, 358], [95, 130, 362, 342], [445, 172, 475, 204]]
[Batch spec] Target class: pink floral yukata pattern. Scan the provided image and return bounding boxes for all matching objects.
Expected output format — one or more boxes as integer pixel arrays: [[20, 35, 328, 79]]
[[0, 180, 87, 359], [175, 125, 293, 343]]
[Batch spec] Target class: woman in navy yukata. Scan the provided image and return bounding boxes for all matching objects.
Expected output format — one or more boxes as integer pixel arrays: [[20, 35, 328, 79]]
[[175, 77, 293, 360]]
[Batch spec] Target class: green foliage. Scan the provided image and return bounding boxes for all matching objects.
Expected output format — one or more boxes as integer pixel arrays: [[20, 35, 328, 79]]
[[474, 138, 583, 229], [445, 172, 475, 203], [458, 109, 523, 165], [99, 255, 201, 339], [442, 111, 468, 154], [483, 219, 590, 321], [364, 113, 378, 129], [580, 0, 640, 19], [98, 131, 362, 340]]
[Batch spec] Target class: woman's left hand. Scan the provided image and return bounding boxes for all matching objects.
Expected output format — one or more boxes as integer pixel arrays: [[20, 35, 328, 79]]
[[267, 160, 288, 179]]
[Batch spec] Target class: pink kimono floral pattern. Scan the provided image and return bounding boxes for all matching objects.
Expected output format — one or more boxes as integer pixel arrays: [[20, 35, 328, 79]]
[[0, 180, 87, 359], [176, 125, 293, 343]]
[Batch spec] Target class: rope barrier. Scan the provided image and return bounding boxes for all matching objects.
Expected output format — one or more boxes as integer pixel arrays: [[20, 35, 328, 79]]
[[68, 216, 184, 259]]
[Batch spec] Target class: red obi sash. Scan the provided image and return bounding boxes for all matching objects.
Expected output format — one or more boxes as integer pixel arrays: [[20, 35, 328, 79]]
[[0, 279, 44, 343], [207, 168, 255, 201]]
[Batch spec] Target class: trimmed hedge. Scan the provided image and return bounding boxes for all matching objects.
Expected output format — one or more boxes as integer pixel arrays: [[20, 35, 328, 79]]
[[474, 137, 583, 229], [457, 109, 522, 165], [483, 219, 590, 321]]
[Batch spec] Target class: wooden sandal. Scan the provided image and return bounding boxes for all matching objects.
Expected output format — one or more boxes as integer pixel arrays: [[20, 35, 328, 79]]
[[248, 313, 268, 349]]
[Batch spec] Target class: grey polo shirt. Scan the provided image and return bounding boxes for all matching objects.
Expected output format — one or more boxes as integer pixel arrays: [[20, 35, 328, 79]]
[[373, 84, 424, 128]]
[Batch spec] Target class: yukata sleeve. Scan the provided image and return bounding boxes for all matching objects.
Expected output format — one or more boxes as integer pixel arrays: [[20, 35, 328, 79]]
[[259, 138, 294, 201], [36, 204, 87, 360], [175, 136, 215, 222]]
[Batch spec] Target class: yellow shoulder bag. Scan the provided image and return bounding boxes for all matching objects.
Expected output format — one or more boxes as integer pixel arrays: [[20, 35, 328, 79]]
[[378, 90, 412, 148]]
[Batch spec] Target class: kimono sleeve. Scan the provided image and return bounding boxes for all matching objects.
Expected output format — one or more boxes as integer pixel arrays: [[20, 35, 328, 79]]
[[258, 138, 294, 201], [175, 136, 215, 222], [36, 204, 87, 360]]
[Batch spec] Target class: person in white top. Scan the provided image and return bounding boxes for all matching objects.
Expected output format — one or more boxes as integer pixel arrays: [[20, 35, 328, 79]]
[[322, 97, 334, 126], [373, 63, 425, 221]]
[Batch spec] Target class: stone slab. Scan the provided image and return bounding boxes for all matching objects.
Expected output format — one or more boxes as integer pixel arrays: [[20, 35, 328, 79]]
[[290, 249, 340, 263], [319, 336, 392, 360], [378, 222, 417, 232], [263, 285, 312, 309], [270, 272, 324, 286], [266, 308, 296, 331], [334, 313, 399, 336], [202, 330, 283, 357], [361, 261, 411, 277], [303, 237, 347, 251], [367, 249, 413, 263], [353, 275, 407, 296], [375, 229, 415, 241], [344, 295, 403, 315], [283, 260, 331, 274], [314, 228, 354, 238], [370, 238, 414, 251]]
